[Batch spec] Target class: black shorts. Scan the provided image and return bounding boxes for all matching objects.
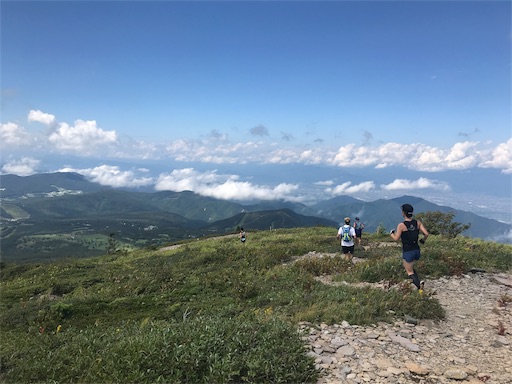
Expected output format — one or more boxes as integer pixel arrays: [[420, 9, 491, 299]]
[[355, 229, 362, 238], [342, 245, 354, 254]]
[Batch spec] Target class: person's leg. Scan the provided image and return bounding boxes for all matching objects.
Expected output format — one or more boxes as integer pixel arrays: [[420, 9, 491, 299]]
[[413, 268, 425, 290], [403, 261, 421, 288], [342, 246, 352, 260], [402, 252, 421, 289], [413, 251, 424, 290]]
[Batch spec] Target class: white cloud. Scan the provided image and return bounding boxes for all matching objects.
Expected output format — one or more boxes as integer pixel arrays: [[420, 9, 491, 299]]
[[413, 146, 446, 171], [4, 109, 512, 175], [329, 141, 502, 172], [49, 120, 118, 154], [0, 122, 31, 147], [58, 164, 154, 188], [1, 157, 40, 176], [155, 168, 299, 201], [490, 229, 512, 243], [268, 148, 302, 164], [381, 177, 451, 191], [28, 110, 55, 125], [298, 149, 324, 164], [481, 138, 512, 174], [331, 143, 410, 168], [325, 181, 376, 196], [315, 180, 335, 186], [375, 142, 405, 162], [443, 142, 479, 169], [345, 181, 375, 194], [144, 131, 512, 174]]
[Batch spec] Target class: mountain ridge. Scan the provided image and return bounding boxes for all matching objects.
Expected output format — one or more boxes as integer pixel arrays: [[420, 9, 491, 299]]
[[1, 172, 510, 261]]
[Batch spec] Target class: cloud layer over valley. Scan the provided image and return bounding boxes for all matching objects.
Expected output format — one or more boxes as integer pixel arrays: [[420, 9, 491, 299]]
[[1, 110, 510, 225]]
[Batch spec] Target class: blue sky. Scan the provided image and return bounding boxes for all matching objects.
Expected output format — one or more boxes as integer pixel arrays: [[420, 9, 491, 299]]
[[1, 1, 511, 222]]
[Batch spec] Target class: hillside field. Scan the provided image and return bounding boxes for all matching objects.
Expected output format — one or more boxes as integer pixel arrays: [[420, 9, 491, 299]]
[[1, 227, 511, 383]]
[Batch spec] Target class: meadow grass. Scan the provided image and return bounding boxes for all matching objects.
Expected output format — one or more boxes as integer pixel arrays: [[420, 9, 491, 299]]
[[1, 227, 510, 383]]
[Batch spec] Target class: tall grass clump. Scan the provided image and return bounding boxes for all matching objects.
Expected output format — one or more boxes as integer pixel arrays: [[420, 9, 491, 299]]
[[293, 254, 353, 276], [285, 278, 445, 325], [338, 257, 404, 284], [414, 236, 512, 277], [1, 314, 318, 384]]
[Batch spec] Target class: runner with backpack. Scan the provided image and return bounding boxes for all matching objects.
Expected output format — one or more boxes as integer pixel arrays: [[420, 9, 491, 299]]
[[336, 217, 356, 260], [389, 204, 429, 293]]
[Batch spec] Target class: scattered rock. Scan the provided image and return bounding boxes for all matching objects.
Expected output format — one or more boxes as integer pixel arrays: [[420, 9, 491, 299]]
[[444, 368, 468, 380], [405, 361, 429, 375], [336, 345, 356, 357], [404, 314, 419, 325], [387, 330, 421, 352]]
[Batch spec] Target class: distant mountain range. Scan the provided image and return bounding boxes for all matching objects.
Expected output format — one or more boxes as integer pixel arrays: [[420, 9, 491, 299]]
[[1, 172, 510, 261]]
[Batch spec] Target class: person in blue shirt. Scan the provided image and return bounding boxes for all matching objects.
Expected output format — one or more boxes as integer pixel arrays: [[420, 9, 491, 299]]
[[353, 217, 365, 246]]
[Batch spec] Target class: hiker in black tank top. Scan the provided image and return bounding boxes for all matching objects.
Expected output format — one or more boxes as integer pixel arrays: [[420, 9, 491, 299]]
[[390, 204, 429, 291]]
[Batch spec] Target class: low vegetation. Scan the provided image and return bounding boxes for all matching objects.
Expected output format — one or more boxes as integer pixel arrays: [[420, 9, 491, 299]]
[[1, 227, 510, 383]]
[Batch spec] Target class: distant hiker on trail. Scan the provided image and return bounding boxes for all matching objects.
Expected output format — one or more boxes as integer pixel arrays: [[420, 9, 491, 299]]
[[336, 217, 356, 260], [353, 217, 365, 246], [239, 228, 246, 243], [390, 204, 429, 292]]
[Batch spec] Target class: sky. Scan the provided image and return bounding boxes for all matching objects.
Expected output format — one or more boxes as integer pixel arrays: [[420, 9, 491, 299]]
[[1, 0, 511, 223]]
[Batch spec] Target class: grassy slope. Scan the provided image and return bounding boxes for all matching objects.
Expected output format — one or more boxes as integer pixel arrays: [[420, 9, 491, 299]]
[[1, 227, 511, 383]]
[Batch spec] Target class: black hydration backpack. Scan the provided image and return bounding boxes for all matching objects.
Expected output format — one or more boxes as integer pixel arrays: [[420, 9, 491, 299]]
[[403, 219, 419, 245]]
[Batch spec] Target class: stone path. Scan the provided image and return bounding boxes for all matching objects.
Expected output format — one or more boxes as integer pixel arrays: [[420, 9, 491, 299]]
[[302, 272, 512, 383]]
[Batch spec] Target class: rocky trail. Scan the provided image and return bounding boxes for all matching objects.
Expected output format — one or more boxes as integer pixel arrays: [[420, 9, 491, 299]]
[[302, 267, 512, 384], [159, 241, 511, 383]]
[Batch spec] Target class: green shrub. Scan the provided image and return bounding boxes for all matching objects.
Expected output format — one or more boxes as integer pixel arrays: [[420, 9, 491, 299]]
[[1, 314, 318, 384], [342, 257, 404, 284], [290, 284, 444, 325], [421, 236, 511, 276], [293, 254, 353, 276], [50, 302, 73, 320], [416, 211, 471, 238]]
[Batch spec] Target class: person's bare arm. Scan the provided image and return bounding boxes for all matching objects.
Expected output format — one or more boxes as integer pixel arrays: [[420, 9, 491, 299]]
[[418, 220, 429, 243], [390, 223, 404, 241]]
